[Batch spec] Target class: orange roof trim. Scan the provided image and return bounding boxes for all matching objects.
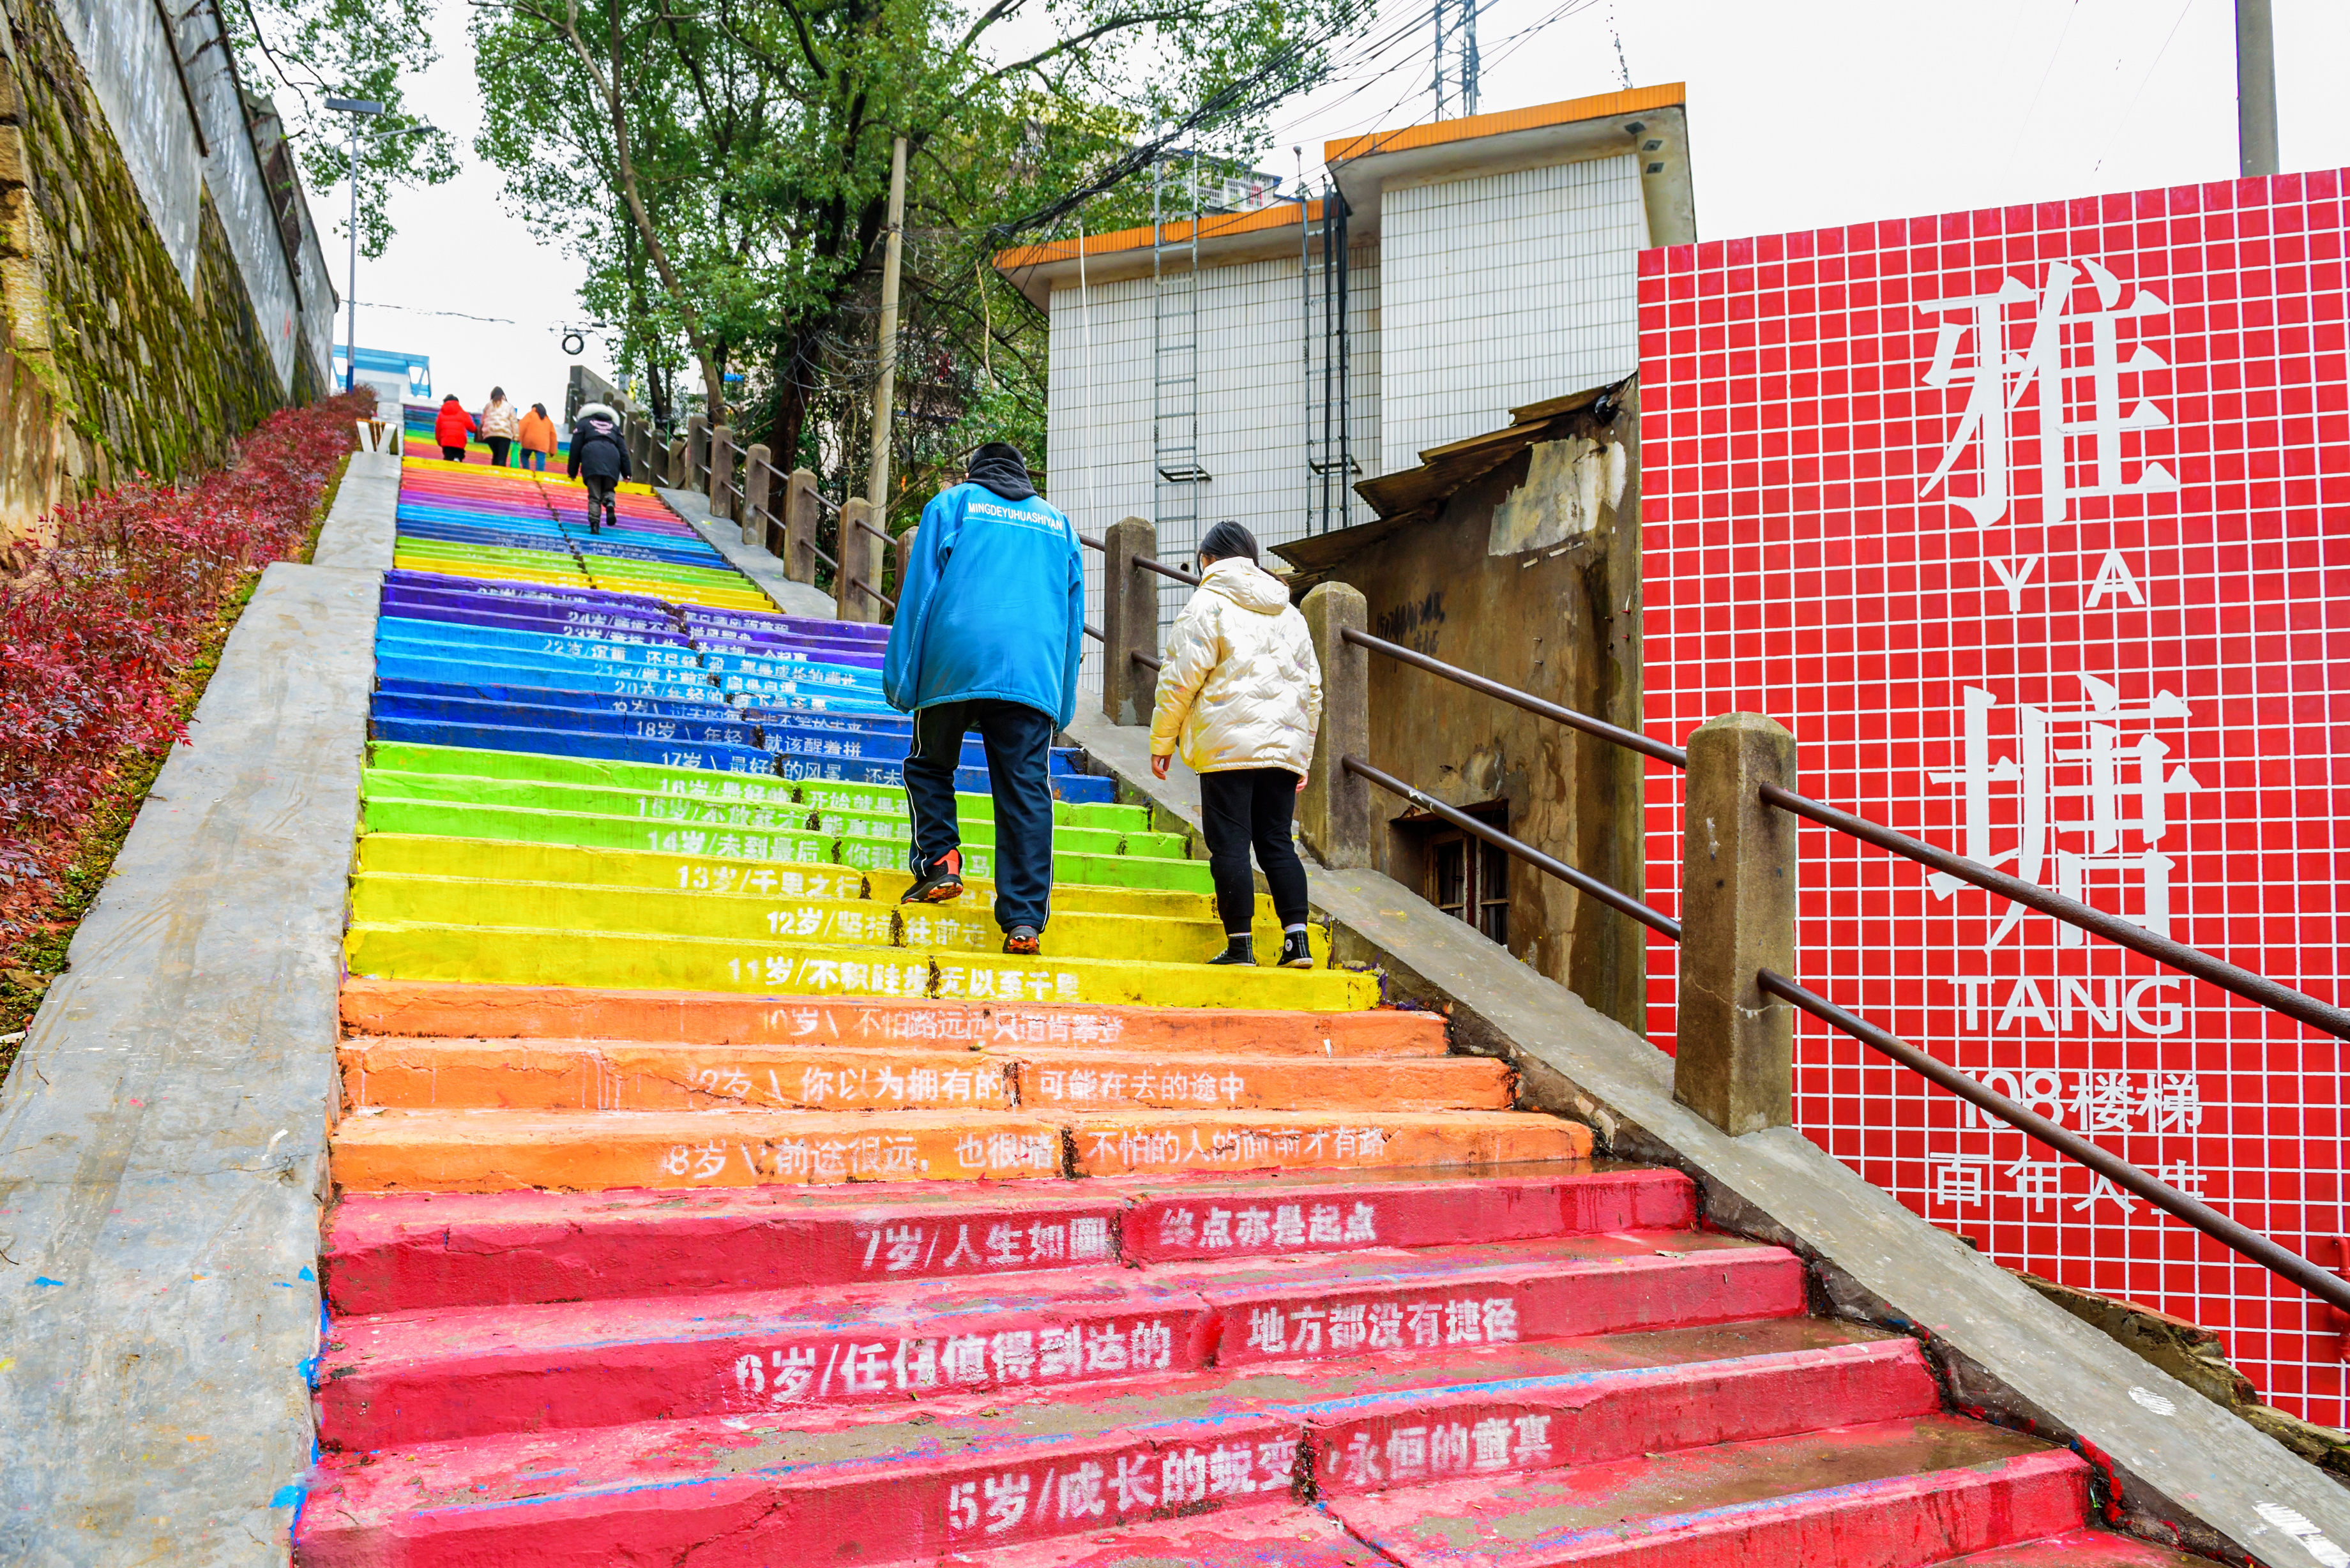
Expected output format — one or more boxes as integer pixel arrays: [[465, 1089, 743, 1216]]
[[994, 199, 1326, 274], [1323, 82, 1685, 167]]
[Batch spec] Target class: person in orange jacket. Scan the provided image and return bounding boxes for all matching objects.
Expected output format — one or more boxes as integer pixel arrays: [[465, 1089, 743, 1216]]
[[432, 395, 476, 462], [517, 403, 559, 472]]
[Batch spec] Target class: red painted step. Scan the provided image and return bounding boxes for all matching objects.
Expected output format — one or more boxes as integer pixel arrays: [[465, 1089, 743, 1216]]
[[324, 1168, 1695, 1315], [317, 1232, 1802, 1451], [1934, 1532, 2219, 1567], [293, 1318, 1916, 1566], [1324, 1417, 2088, 1567], [892, 1500, 1384, 1566]]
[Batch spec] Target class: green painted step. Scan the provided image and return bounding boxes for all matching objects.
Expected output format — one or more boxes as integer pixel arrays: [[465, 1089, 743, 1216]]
[[357, 797, 1215, 894], [365, 744, 1146, 831], [345, 922, 1379, 1010], [349, 873, 1325, 965], [353, 834, 1252, 919]]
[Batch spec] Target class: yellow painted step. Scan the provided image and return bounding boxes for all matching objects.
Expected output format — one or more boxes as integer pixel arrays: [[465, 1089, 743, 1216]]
[[347, 873, 1328, 966], [344, 921, 1381, 1011]]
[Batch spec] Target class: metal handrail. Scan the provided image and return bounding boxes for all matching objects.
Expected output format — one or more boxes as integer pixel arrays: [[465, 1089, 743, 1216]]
[[810, 543, 838, 573], [1137, 555, 1202, 588], [1133, 651, 1162, 674], [1758, 783, 2350, 1043], [1079, 532, 1105, 552], [853, 516, 894, 548], [1343, 755, 1681, 939], [1085, 622, 1105, 642], [1344, 627, 1688, 769], [1757, 968, 2350, 1318], [1321, 613, 2350, 1322]]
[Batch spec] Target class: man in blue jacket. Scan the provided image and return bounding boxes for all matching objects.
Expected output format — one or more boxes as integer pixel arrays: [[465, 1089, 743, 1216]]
[[883, 442, 1084, 956]]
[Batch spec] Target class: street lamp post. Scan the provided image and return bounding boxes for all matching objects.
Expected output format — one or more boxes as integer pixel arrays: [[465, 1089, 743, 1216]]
[[325, 97, 435, 395], [324, 96, 383, 393]]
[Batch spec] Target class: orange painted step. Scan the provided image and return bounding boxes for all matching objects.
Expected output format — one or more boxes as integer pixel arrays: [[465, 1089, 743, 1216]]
[[331, 1106, 1592, 1192], [331, 1108, 1067, 1192], [338, 977, 1444, 1057], [339, 1038, 1512, 1114], [1066, 1110, 1591, 1178]]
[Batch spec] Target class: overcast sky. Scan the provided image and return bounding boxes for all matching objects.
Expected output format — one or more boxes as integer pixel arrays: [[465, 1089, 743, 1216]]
[[322, 0, 2350, 420]]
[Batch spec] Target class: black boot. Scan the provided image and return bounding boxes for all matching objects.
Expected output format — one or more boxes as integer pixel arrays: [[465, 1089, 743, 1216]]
[[1206, 935, 1254, 966]]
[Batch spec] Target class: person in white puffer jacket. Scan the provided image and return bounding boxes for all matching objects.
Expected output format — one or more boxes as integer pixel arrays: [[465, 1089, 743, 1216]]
[[1148, 520, 1325, 968]]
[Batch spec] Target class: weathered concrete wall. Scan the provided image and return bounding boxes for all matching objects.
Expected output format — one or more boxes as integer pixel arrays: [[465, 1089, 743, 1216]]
[[1310, 389, 1646, 1032], [0, 0, 331, 545]]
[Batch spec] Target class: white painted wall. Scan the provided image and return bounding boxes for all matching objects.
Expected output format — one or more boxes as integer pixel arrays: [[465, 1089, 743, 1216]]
[[1378, 153, 1646, 474], [1048, 245, 1379, 685]]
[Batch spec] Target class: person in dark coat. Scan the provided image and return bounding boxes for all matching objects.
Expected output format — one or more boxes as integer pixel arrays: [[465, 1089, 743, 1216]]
[[432, 395, 476, 462], [565, 402, 631, 532]]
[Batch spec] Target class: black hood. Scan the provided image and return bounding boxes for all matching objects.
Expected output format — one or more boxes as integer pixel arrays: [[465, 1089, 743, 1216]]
[[964, 442, 1036, 502]]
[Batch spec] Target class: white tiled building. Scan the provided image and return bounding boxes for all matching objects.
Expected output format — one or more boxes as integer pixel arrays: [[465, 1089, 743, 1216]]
[[996, 85, 1696, 681]]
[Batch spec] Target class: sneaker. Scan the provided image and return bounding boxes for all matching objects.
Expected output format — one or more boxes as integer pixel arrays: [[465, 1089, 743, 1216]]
[[900, 850, 964, 904], [1003, 925, 1042, 956], [1279, 930, 1315, 969], [1206, 937, 1255, 967]]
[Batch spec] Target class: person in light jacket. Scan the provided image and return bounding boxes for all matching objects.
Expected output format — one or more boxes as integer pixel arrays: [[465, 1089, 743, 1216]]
[[1148, 520, 1324, 967], [478, 388, 521, 467]]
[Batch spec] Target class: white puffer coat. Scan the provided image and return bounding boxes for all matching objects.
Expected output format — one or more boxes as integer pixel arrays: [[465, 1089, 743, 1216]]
[[1148, 558, 1324, 775]]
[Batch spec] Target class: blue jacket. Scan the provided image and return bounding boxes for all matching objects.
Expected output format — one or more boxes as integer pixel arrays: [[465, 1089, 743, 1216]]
[[883, 481, 1084, 725]]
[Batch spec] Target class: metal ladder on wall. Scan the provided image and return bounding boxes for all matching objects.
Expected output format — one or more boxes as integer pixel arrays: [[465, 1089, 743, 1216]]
[[1152, 155, 1208, 641]]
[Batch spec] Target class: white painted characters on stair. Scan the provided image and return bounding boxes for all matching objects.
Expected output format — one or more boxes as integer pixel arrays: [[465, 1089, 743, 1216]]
[[949, 1131, 1061, 1173], [733, 1317, 1175, 1407], [1155, 1200, 1377, 1252], [1241, 1294, 1518, 1359], [946, 1436, 1294, 1540], [673, 866, 863, 900], [1031, 1066, 1248, 1107], [725, 954, 932, 996], [659, 1132, 928, 1182], [1086, 1124, 1391, 1170], [1333, 1413, 1552, 1487], [653, 776, 796, 806], [935, 963, 1082, 1002], [854, 1216, 1113, 1273], [646, 829, 829, 863]]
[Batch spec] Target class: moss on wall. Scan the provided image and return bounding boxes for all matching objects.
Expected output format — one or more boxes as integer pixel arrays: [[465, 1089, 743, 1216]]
[[0, 0, 289, 545]]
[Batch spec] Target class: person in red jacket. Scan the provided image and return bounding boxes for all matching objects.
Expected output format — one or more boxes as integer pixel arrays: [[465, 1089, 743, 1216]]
[[432, 395, 476, 462]]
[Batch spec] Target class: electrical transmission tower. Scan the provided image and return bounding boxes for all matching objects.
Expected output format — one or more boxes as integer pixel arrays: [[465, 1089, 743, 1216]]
[[1434, 0, 1479, 118]]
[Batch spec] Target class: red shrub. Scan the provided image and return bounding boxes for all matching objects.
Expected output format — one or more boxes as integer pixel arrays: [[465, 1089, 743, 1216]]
[[0, 391, 371, 940]]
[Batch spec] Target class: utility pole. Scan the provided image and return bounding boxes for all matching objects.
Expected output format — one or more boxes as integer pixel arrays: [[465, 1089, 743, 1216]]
[[326, 96, 383, 392], [866, 136, 908, 515], [2236, 0, 2278, 177]]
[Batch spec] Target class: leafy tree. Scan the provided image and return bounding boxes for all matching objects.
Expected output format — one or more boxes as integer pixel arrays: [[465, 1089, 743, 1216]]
[[224, 0, 461, 257], [471, 0, 1362, 522]]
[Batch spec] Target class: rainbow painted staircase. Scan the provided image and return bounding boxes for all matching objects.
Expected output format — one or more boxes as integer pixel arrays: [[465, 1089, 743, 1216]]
[[294, 458, 2206, 1566]]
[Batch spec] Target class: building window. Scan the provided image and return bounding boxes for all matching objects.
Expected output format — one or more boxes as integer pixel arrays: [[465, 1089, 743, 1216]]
[[1421, 814, 1509, 946]]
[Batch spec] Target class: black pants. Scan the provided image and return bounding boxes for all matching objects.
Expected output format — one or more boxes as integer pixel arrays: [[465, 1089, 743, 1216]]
[[1197, 767, 1310, 937], [905, 699, 1056, 933], [583, 474, 618, 528], [439, 444, 466, 462], [485, 436, 513, 466]]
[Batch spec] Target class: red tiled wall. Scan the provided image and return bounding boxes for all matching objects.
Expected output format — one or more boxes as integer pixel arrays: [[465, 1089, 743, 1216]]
[[1640, 171, 2349, 1425]]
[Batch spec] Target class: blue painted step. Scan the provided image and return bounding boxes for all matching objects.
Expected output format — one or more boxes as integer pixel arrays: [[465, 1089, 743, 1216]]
[[371, 693, 764, 752], [373, 679, 737, 721], [372, 655, 724, 707]]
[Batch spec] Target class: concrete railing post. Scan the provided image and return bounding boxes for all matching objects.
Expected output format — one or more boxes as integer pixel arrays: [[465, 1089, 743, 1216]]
[[685, 414, 709, 492], [1297, 581, 1372, 868], [836, 497, 883, 622], [1102, 516, 1158, 725], [743, 444, 775, 550], [783, 469, 819, 582], [665, 437, 687, 489], [891, 527, 915, 623], [1674, 712, 1800, 1136], [708, 425, 736, 522], [627, 418, 652, 479]]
